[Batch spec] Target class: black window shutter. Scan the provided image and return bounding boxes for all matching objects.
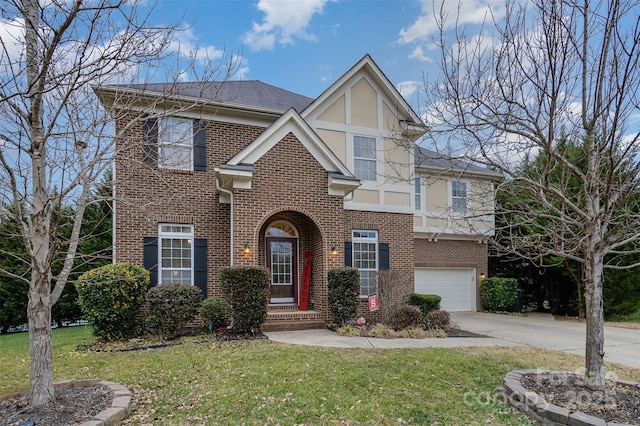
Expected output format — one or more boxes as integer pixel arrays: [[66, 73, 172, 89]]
[[193, 119, 206, 171], [143, 119, 158, 167], [143, 237, 158, 287], [194, 238, 207, 299], [344, 242, 352, 267], [379, 243, 390, 270]]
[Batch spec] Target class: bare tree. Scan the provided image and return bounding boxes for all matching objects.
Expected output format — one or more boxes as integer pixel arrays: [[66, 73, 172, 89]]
[[424, 0, 640, 391], [0, 0, 237, 406]]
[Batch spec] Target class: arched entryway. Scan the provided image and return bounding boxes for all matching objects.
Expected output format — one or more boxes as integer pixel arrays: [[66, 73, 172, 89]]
[[265, 220, 298, 304]]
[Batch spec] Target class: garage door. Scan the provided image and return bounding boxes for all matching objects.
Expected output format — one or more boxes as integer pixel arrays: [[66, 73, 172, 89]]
[[414, 268, 476, 312]]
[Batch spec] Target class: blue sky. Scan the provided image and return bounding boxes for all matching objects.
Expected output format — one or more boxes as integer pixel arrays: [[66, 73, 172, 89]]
[[142, 0, 505, 114]]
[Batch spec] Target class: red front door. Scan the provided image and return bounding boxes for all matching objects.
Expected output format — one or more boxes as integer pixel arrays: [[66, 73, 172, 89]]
[[266, 238, 298, 304]]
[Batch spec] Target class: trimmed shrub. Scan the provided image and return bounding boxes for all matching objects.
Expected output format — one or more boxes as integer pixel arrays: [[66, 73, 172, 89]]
[[145, 283, 202, 339], [388, 304, 422, 331], [219, 266, 268, 333], [76, 263, 149, 341], [327, 268, 360, 326], [200, 297, 226, 332], [408, 293, 441, 319], [481, 277, 519, 311], [426, 310, 451, 330]]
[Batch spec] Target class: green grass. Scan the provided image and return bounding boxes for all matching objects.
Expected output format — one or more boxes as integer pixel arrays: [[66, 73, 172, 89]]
[[2, 327, 639, 425], [608, 309, 640, 323]]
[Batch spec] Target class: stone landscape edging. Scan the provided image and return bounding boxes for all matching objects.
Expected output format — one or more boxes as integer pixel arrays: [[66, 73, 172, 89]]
[[0, 379, 132, 426], [499, 369, 639, 426]]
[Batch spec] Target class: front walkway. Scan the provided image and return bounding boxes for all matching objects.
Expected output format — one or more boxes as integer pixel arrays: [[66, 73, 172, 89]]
[[265, 312, 640, 369], [264, 328, 518, 349]]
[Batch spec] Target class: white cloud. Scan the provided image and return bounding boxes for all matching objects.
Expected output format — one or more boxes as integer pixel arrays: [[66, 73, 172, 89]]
[[242, 0, 329, 51], [398, 0, 506, 45], [397, 81, 421, 99], [0, 17, 25, 62], [408, 46, 433, 63], [236, 66, 251, 79], [169, 27, 225, 65]]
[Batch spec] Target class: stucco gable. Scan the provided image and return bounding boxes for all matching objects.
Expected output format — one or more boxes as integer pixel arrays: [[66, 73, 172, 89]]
[[302, 54, 426, 140]]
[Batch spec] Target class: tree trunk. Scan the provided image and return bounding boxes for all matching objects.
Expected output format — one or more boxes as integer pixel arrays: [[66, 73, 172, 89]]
[[583, 252, 605, 391], [27, 269, 54, 406]]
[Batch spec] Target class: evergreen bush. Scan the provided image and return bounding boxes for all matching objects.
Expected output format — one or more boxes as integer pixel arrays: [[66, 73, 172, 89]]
[[200, 297, 226, 331], [145, 283, 202, 339], [327, 268, 360, 326], [408, 293, 441, 319], [76, 263, 149, 340], [219, 267, 268, 333], [481, 277, 519, 311]]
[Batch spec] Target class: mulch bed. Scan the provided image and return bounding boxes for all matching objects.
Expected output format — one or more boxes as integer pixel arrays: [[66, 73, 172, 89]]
[[0, 386, 112, 426], [521, 372, 640, 425], [445, 328, 485, 337]]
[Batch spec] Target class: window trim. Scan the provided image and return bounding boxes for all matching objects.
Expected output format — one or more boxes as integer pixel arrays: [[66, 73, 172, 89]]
[[158, 117, 194, 171], [158, 223, 194, 286], [451, 180, 468, 214], [414, 176, 422, 211], [352, 230, 378, 297], [353, 135, 378, 182]]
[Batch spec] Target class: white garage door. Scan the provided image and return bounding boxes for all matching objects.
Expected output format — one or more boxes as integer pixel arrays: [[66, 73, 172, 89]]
[[414, 268, 476, 312]]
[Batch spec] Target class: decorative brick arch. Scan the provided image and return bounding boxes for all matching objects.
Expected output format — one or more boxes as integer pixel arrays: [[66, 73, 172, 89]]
[[256, 207, 332, 315]]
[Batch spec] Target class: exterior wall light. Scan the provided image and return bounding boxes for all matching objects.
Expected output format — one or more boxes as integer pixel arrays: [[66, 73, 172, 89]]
[[243, 243, 251, 255], [330, 245, 338, 256], [480, 272, 486, 280]]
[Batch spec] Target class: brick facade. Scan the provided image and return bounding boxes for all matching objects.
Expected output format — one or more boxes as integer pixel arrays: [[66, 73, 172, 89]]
[[414, 238, 488, 310], [114, 113, 420, 324]]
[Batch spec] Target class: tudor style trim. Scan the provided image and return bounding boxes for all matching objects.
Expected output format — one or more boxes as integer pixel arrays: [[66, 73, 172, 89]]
[[301, 54, 427, 141]]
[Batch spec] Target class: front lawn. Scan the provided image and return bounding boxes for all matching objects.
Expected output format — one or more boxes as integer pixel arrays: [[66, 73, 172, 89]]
[[2, 327, 639, 425], [607, 309, 640, 329]]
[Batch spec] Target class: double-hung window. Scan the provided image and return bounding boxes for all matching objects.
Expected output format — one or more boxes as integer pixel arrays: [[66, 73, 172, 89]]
[[353, 135, 377, 181], [158, 117, 193, 171], [352, 230, 378, 296], [451, 181, 467, 214], [159, 224, 193, 285], [414, 177, 422, 210]]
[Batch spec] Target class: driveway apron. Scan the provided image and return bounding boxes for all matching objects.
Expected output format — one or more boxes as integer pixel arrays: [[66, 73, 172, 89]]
[[451, 312, 640, 368]]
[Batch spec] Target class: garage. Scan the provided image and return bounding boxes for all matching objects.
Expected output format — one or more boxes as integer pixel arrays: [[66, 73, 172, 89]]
[[414, 268, 476, 312]]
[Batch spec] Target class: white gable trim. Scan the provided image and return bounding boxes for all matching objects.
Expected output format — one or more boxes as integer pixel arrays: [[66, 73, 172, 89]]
[[301, 54, 424, 128], [227, 109, 354, 177]]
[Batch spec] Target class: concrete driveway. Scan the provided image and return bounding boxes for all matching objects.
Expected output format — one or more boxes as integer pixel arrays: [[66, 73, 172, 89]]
[[451, 312, 640, 369]]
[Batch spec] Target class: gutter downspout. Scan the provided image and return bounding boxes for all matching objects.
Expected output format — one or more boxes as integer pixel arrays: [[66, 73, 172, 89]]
[[215, 174, 234, 266]]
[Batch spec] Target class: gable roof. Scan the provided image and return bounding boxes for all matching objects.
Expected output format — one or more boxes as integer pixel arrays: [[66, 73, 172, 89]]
[[101, 80, 313, 114], [416, 147, 502, 179], [226, 108, 353, 176], [301, 54, 425, 132], [217, 108, 360, 197]]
